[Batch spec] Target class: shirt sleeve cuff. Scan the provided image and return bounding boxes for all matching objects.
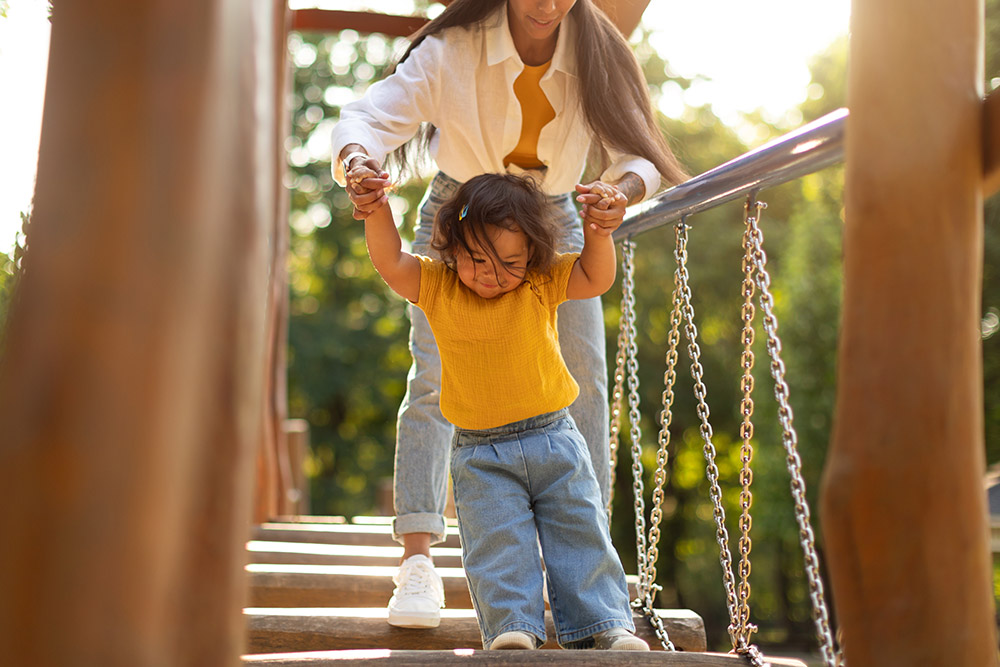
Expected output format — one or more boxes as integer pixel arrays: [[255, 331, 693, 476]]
[[600, 157, 661, 203], [330, 123, 388, 186]]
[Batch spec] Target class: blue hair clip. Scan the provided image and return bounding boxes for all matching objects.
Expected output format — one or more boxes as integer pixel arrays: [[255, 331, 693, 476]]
[[459, 203, 469, 220]]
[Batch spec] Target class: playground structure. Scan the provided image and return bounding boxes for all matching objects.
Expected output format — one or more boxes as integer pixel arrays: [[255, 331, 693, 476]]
[[0, 1, 997, 665]]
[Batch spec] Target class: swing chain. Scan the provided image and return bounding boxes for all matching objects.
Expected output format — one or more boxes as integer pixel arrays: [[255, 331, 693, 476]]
[[674, 222, 770, 667], [646, 236, 685, 597], [608, 304, 628, 520], [736, 199, 762, 647], [620, 239, 676, 652], [744, 210, 841, 667]]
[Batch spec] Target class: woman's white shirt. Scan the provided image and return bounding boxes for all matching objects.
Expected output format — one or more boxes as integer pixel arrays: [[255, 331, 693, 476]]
[[330, 6, 660, 199]]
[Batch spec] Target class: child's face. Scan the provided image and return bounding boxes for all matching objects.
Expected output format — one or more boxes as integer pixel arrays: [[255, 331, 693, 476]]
[[455, 224, 530, 299]]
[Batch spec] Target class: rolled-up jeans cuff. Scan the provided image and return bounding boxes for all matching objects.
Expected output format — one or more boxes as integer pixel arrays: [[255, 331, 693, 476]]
[[393, 512, 447, 545]]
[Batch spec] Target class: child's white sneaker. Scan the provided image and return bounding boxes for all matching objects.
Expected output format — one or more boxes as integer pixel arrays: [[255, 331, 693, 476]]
[[386, 554, 445, 628], [489, 630, 536, 650], [592, 627, 650, 650]]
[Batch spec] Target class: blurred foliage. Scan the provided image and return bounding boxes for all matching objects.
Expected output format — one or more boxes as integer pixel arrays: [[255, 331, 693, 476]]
[[0, 212, 31, 356]]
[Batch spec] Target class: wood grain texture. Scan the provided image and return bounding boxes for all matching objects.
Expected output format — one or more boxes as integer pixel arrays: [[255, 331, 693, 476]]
[[242, 649, 808, 666], [983, 89, 1000, 196], [246, 564, 641, 608], [0, 1, 289, 665], [823, 0, 998, 665], [245, 608, 707, 653], [247, 541, 466, 568], [253, 523, 463, 549]]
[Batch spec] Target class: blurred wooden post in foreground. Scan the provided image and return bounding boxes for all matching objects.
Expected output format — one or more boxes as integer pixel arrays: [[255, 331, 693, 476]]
[[594, 0, 649, 36], [0, 1, 290, 665], [822, 0, 998, 664]]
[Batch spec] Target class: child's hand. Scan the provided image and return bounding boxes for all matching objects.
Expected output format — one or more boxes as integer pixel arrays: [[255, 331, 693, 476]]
[[575, 181, 627, 237], [346, 161, 391, 220]]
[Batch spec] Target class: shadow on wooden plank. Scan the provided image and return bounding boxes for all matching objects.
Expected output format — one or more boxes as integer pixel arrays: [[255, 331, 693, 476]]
[[242, 648, 808, 665], [245, 608, 706, 653]]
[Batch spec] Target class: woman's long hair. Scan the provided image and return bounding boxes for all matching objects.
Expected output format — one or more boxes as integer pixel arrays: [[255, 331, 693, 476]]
[[386, 0, 687, 188]]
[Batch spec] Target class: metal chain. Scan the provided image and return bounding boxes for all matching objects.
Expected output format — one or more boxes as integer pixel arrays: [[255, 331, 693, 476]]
[[620, 239, 676, 651], [645, 243, 685, 599], [608, 307, 628, 520], [736, 199, 761, 648], [744, 212, 840, 666], [674, 222, 768, 667]]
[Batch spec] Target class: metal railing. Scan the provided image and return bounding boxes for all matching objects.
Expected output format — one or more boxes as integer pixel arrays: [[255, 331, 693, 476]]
[[614, 107, 848, 241]]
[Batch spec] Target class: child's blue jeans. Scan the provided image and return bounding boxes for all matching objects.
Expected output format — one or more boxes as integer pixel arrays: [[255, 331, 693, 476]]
[[450, 408, 634, 649]]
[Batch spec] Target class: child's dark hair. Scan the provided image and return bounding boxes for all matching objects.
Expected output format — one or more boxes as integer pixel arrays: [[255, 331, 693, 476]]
[[432, 173, 558, 278]]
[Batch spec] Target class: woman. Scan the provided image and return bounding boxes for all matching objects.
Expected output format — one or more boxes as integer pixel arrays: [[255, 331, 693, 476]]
[[331, 0, 686, 630]]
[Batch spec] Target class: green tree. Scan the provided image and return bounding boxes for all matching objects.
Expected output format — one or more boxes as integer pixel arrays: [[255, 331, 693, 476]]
[[284, 30, 429, 517], [0, 212, 31, 355]]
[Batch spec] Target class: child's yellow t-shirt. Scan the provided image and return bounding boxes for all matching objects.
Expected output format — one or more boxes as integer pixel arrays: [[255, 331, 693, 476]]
[[413, 252, 580, 430], [503, 61, 556, 170]]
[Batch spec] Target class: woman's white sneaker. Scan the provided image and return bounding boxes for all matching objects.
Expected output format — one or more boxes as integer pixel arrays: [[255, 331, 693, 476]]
[[386, 554, 445, 628]]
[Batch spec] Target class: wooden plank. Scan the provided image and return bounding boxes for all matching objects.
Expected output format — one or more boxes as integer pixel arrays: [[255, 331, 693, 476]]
[[245, 608, 707, 653], [291, 9, 428, 37], [984, 89, 1000, 196], [247, 541, 465, 568], [822, 0, 999, 665], [242, 649, 808, 666], [253, 523, 462, 549], [246, 564, 642, 608], [246, 564, 473, 608]]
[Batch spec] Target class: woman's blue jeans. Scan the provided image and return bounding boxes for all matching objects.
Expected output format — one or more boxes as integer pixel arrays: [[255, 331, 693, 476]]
[[451, 409, 633, 648], [392, 172, 610, 544]]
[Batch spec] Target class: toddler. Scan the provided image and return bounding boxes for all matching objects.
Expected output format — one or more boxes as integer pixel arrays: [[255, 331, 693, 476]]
[[356, 169, 647, 651]]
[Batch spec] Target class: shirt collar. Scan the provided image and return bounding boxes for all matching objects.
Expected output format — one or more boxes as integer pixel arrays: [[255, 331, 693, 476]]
[[485, 4, 578, 77]]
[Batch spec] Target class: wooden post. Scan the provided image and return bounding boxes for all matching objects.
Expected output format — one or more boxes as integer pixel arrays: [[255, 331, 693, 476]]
[[822, 0, 998, 664], [0, 1, 288, 665], [595, 0, 650, 37], [255, 0, 295, 523]]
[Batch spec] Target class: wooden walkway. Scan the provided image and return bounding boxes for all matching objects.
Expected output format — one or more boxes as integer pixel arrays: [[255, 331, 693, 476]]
[[241, 517, 807, 666]]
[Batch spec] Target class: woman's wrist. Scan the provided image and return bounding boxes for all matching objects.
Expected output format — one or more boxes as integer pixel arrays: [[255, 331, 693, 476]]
[[615, 172, 646, 206]]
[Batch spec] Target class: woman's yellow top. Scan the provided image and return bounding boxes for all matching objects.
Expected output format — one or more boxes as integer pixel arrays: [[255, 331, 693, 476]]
[[413, 253, 580, 430], [503, 61, 556, 170]]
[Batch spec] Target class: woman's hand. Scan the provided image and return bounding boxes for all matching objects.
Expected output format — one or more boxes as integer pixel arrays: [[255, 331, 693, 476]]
[[346, 156, 391, 220], [575, 181, 627, 237]]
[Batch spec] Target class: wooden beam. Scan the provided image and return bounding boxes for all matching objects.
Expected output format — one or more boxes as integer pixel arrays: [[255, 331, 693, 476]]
[[0, 1, 288, 665], [241, 649, 808, 666], [252, 522, 462, 548], [246, 564, 475, 608], [595, 0, 651, 37], [246, 541, 466, 567], [290, 1, 651, 40], [984, 89, 1000, 196], [245, 608, 707, 653], [245, 564, 642, 608], [291, 9, 428, 38], [822, 0, 998, 665]]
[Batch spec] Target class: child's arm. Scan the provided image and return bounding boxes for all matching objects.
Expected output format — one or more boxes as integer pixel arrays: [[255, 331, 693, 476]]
[[357, 168, 421, 303], [566, 182, 626, 300]]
